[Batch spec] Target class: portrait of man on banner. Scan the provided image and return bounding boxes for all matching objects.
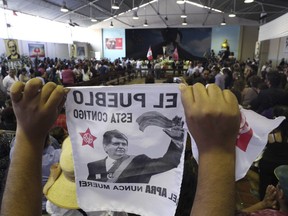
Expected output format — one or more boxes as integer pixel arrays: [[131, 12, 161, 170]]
[[87, 112, 184, 184], [5, 39, 21, 60], [77, 46, 85, 56], [70, 44, 77, 58]]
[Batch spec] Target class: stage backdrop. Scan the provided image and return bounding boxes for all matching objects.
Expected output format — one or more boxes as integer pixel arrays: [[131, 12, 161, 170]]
[[126, 28, 212, 60]]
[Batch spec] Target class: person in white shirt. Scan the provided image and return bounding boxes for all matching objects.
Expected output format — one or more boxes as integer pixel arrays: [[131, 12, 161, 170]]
[[2, 69, 19, 96]]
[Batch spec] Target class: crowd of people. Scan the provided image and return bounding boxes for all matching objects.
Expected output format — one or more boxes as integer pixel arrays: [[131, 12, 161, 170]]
[[0, 53, 288, 216]]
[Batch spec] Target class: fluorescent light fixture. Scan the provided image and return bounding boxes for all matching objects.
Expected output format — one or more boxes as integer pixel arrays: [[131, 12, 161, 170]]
[[112, 2, 120, 10], [177, 0, 185, 4], [228, 12, 236, 17], [60, 2, 69, 12], [91, 18, 97, 22], [186, 1, 222, 13], [182, 18, 187, 25], [244, 0, 254, 3], [143, 19, 148, 26], [221, 18, 226, 25], [181, 13, 187, 18]]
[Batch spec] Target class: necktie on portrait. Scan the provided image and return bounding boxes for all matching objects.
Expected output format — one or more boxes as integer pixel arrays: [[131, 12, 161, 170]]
[[108, 159, 122, 173]]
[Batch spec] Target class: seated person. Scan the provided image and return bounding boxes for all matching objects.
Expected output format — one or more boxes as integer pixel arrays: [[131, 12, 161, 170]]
[[236, 165, 288, 215]]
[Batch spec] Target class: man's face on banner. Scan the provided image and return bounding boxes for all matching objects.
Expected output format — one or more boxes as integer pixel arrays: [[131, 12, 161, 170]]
[[8, 41, 17, 55], [104, 137, 128, 160]]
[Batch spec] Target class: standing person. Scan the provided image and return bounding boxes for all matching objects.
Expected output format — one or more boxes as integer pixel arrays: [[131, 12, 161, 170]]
[[1, 80, 240, 216], [6, 40, 20, 60], [18, 68, 30, 83], [61, 65, 76, 87], [82, 65, 91, 82], [213, 66, 225, 90], [2, 69, 19, 97], [154, 60, 161, 79], [135, 59, 142, 78]]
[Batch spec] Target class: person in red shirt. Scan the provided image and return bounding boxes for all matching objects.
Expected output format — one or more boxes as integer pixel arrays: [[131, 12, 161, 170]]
[[61, 64, 75, 86]]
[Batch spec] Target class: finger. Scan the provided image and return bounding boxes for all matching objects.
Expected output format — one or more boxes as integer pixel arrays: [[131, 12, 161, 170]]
[[10, 81, 25, 103], [206, 84, 224, 101], [41, 82, 57, 103], [45, 85, 66, 111], [223, 90, 239, 107], [24, 78, 43, 98], [192, 83, 208, 102], [180, 77, 187, 85], [179, 84, 195, 115]]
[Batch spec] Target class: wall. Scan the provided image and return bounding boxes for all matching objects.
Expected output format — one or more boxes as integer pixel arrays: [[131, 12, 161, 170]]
[[259, 12, 288, 41], [266, 36, 288, 67], [239, 26, 259, 61]]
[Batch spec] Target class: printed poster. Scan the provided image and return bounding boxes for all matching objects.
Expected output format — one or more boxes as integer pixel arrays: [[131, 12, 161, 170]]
[[28, 43, 45, 57], [284, 37, 288, 53], [4, 39, 21, 60], [66, 85, 284, 215], [66, 84, 186, 216], [105, 38, 123, 49], [70, 44, 77, 58]]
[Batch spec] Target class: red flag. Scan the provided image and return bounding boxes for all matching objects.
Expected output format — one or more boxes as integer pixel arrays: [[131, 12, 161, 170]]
[[172, 47, 179, 61], [147, 46, 153, 60]]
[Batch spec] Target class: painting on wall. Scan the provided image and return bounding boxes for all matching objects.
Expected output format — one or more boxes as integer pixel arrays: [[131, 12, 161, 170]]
[[77, 47, 85, 56], [105, 38, 123, 50], [4, 39, 21, 60], [70, 44, 77, 58], [28, 43, 45, 57], [284, 37, 288, 53]]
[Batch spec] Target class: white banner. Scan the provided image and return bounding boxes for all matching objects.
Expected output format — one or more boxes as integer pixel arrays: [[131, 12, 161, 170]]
[[66, 84, 186, 216], [66, 85, 285, 215], [192, 107, 285, 180]]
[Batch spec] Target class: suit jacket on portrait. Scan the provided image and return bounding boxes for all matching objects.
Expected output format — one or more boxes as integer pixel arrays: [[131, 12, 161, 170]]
[[87, 140, 183, 183]]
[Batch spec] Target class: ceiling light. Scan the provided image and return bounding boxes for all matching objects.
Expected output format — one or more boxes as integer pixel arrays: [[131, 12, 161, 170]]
[[181, 11, 187, 18], [133, 11, 139, 19], [228, 12, 236, 17], [110, 21, 114, 28], [60, 2, 69, 12], [182, 18, 187, 25], [176, 0, 185, 4], [91, 18, 97, 22], [244, 0, 254, 3], [112, 2, 120, 10], [221, 18, 226, 25], [143, 19, 148, 27]]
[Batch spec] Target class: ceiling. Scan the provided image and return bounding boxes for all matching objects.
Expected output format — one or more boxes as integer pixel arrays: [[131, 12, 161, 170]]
[[2, 0, 288, 29]]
